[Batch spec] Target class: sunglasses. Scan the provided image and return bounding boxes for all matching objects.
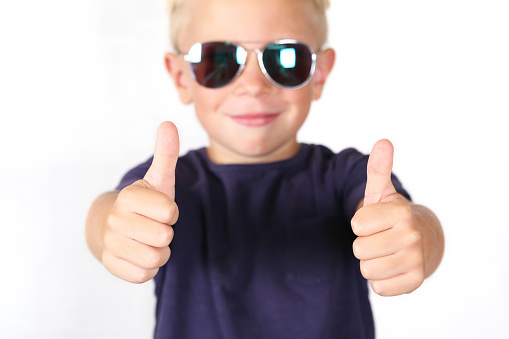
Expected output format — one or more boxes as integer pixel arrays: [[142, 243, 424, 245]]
[[182, 39, 318, 89]]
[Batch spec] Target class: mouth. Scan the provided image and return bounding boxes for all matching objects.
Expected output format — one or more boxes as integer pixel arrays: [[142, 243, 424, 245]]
[[228, 113, 280, 127]]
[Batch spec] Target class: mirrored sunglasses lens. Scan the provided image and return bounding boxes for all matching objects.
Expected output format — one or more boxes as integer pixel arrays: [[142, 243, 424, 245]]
[[262, 43, 313, 87], [188, 42, 242, 88]]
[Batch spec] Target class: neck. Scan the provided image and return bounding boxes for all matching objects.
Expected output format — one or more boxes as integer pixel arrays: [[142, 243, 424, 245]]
[[206, 140, 301, 165]]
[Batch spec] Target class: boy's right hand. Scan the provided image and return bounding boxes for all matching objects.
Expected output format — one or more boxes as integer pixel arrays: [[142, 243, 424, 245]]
[[102, 122, 180, 283]]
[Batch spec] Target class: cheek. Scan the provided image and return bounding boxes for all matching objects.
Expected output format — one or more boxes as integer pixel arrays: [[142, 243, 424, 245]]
[[287, 87, 314, 113], [192, 87, 227, 120]]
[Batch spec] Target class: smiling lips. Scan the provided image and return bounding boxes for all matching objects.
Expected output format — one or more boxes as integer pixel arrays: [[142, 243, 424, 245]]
[[229, 113, 280, 127]]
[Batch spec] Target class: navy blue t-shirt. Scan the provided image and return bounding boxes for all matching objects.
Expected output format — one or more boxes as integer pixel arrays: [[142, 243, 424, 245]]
[[116, 144, 410, 339]]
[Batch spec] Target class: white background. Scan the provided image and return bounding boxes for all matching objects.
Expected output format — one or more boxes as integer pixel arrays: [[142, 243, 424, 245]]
[[1, 0, 508, 338]]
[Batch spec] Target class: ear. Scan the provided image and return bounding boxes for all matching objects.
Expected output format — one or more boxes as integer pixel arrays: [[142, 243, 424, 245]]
[[312, 48, 336, 100], [164, 52, 193, 104]]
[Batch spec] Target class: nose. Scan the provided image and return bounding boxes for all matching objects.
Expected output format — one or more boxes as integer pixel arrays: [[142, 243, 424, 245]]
[[232, 50, 273, 97]]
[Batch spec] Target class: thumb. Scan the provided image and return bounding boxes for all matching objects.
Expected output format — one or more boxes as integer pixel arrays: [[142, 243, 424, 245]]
[[143, 121, 180, 199], [363, 139, 397, 206]]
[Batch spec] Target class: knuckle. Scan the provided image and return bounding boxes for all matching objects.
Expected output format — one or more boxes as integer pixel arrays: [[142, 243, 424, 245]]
[[158, 226, 174, 247], [359, 261, 373, 280], [160, 199, 178, 224], [101, 251, 113, 270], [398, 204, 414, 222], [351, 213, 364, 236], [351, 221, 360, 236], [414, 267, 425, 283], [115, 193, 134, 213], [133, 268, 157, 284], [406, 272, 424, 294], [117, 182, 147, 207], [104, 213, 127, 246], [370, 281, 386, 296], [116, 186, 133, 204], [144, 251, 163, 270], [171, 204, 180, 224], [352, 239, 363, 259], [105, 211, 122, 232], [405, 228, 422, 249], [372, 280, 398, 297], [143, 246, 170, 269], [102, 229, 117, 251], [162, 247, 171, 266]]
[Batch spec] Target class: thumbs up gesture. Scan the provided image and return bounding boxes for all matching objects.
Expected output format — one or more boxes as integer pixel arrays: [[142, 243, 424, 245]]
[[351, 140, 425, 296], [102, 122, 180, 283]]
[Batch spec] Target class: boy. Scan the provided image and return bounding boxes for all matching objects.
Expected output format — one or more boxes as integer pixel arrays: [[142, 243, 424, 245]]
[[86, 0, 444, 338]]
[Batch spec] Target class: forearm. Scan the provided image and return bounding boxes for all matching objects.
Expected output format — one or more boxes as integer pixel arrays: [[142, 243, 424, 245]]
[[85, 191, 119, 261], [411, 203, 444, 278]]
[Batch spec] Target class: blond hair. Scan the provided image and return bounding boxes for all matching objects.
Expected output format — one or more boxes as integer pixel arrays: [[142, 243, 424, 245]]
[[166, 0, 330, 52]]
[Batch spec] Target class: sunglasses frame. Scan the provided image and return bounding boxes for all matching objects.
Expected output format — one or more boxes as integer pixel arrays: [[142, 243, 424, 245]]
[[182, 39, 318, 89]]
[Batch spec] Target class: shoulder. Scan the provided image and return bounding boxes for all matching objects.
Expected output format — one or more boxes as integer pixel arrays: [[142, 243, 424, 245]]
[[115, 148, 207, 191], [301, 143, 369, 195], [174, 148, 209, 185], [115, 156, 153, 190], [303, 144, 367, 175]]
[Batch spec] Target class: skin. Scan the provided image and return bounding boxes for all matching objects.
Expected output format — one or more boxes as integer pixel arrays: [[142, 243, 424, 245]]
[[165, 0, 335, 164], [85, 0, 444, 295], [352, 140, 444, 296], [86, 123, 179, 283]]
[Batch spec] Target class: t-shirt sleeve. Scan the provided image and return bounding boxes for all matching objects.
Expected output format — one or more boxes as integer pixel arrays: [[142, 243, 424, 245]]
[[115, 157, 154, 191], [337, 148, 411, 220]]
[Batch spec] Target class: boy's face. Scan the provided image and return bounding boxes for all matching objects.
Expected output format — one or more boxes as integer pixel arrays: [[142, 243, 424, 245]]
[[166, 0, 335, 164]]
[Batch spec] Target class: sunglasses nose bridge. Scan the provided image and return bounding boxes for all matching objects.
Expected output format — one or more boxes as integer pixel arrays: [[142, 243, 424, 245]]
[[240, 47, 262, 62], [238, 47, 267, 76], [237, 47, 274, 86], [231, 48, 275, 94]]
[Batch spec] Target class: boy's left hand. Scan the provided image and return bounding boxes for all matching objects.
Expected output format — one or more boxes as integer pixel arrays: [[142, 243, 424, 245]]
[[351, 140, 425, 296]]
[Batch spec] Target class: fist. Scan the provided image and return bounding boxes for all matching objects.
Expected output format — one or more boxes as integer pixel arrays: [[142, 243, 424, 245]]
[[351, 140, 425, 296], [102, 122, 180, 283]]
